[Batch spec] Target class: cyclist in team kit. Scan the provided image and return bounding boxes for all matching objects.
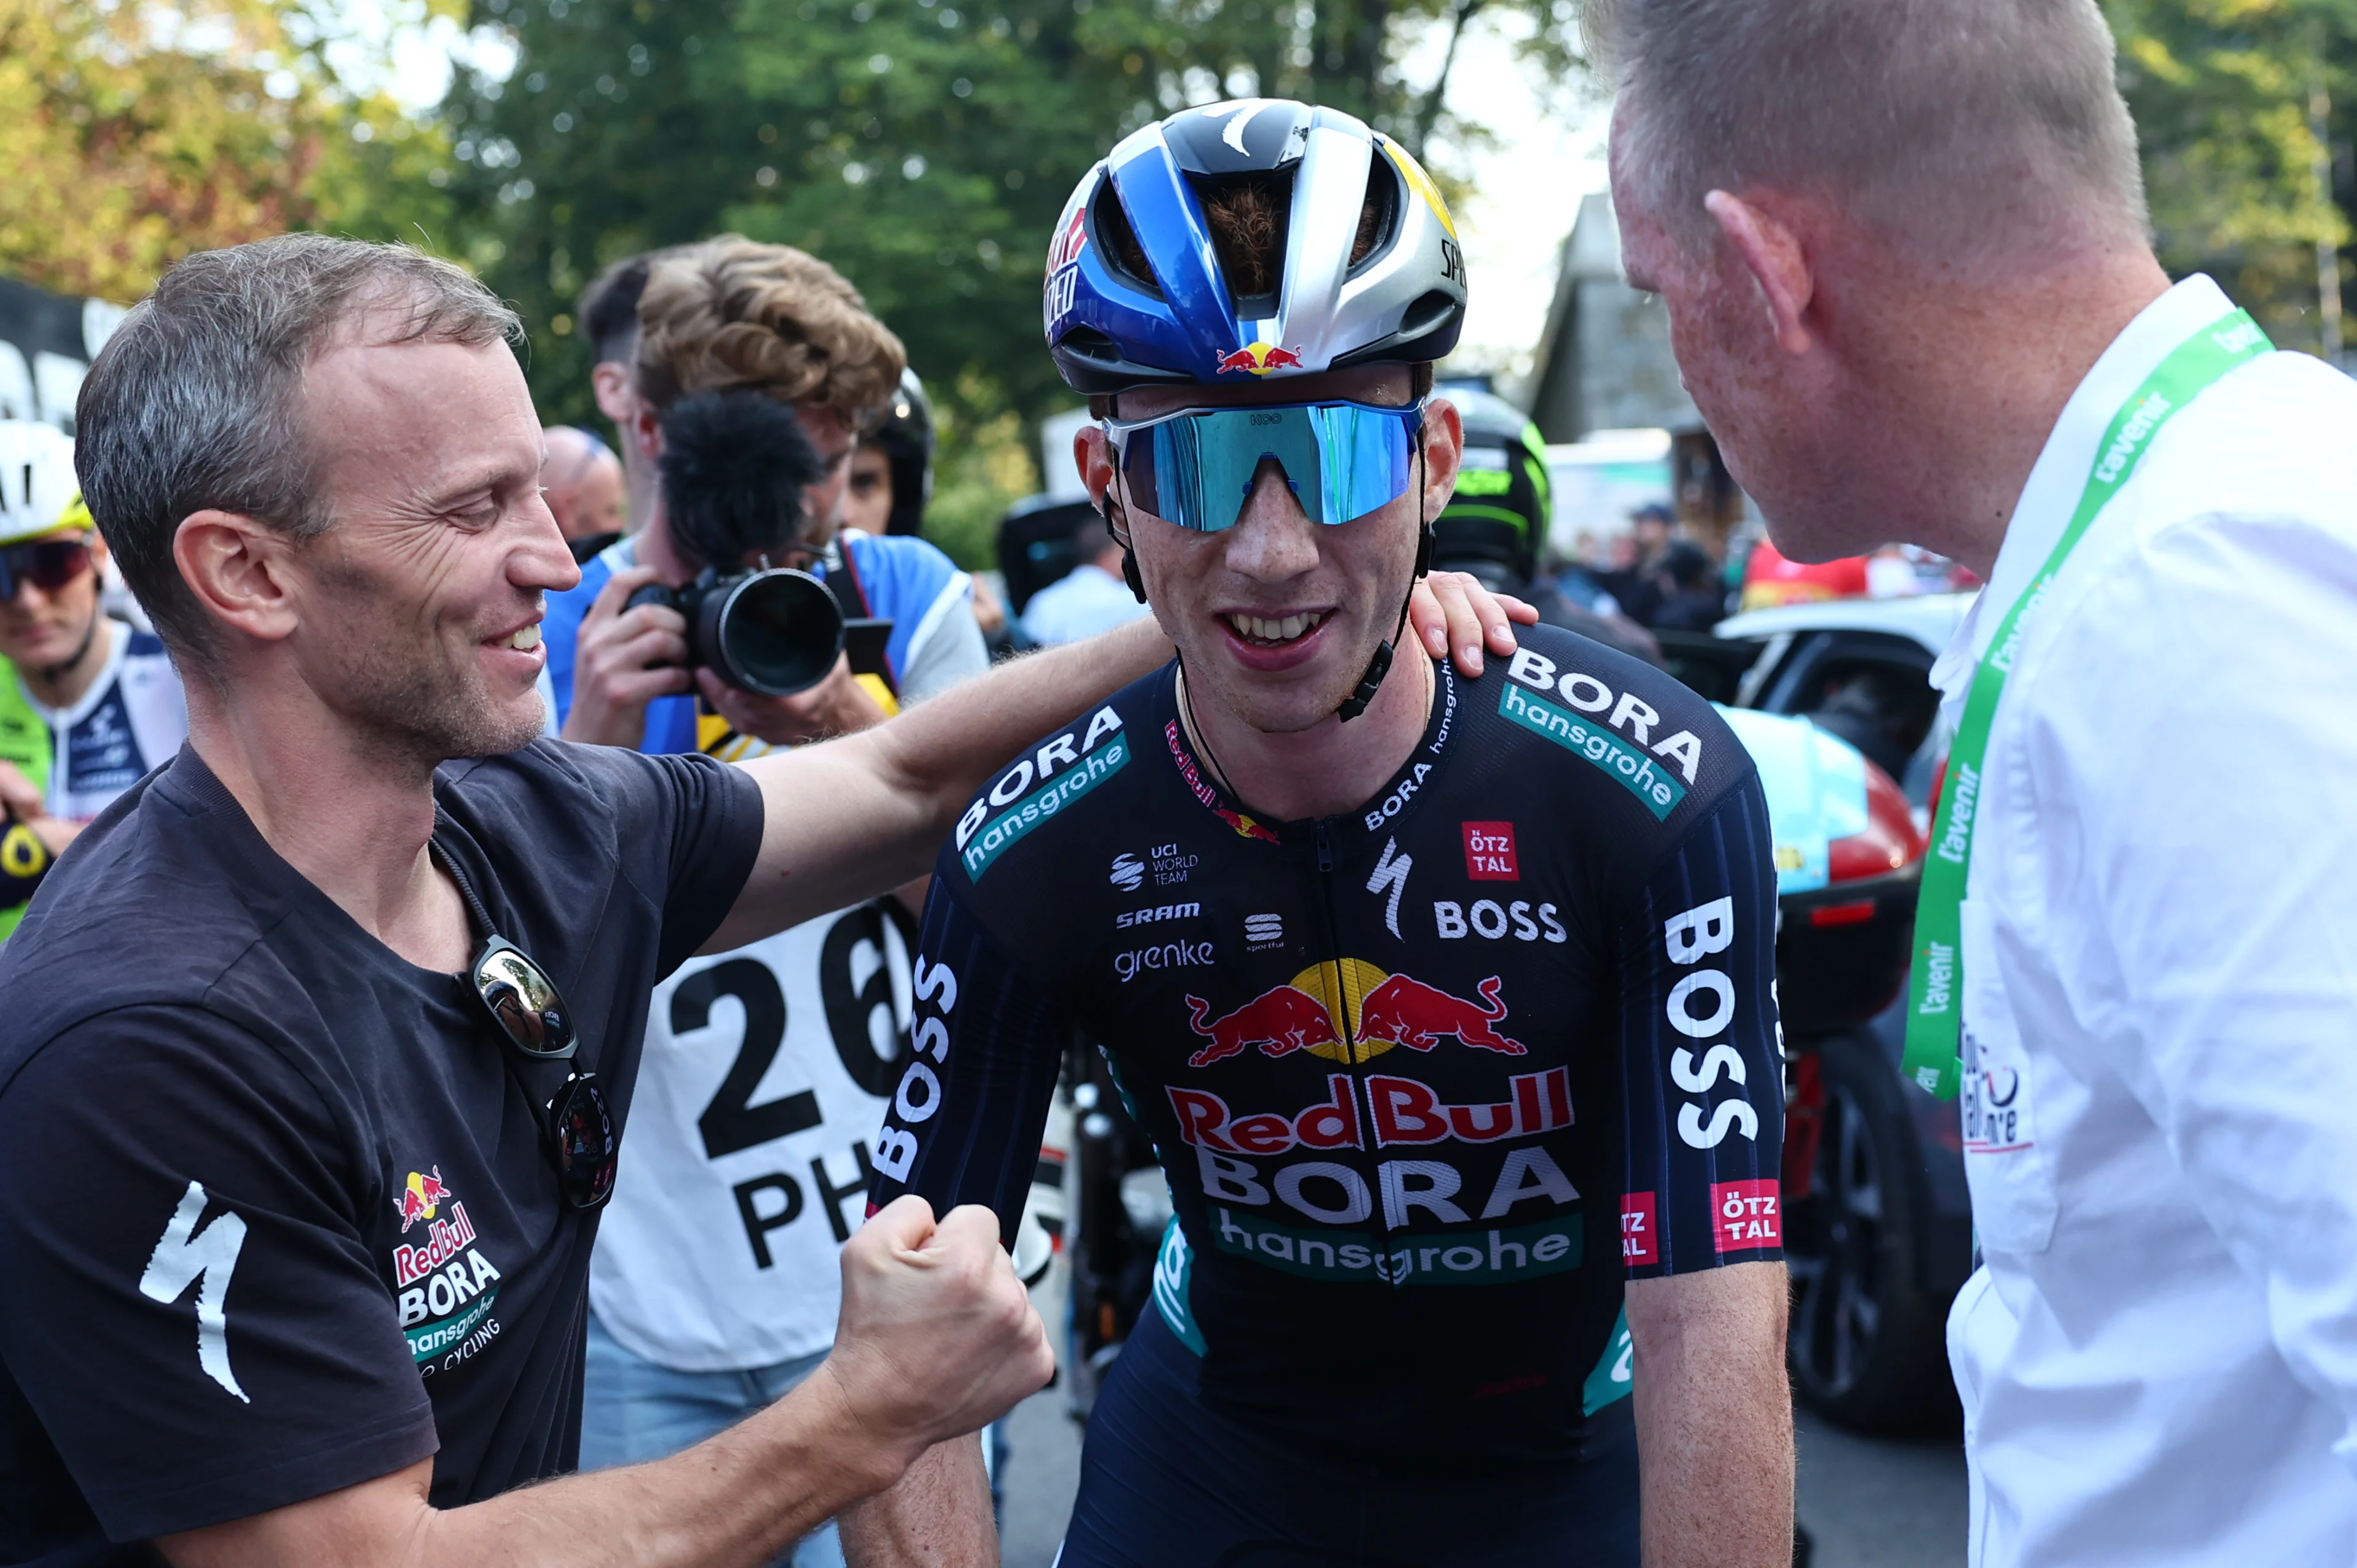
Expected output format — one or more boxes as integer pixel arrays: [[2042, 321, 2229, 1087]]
[[848, 101, 1794, 1567], [0, 420, 188, 941]]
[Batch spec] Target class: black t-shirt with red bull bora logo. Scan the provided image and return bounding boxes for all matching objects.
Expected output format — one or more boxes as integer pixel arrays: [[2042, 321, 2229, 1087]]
[[0, 741, 761, 1562], [870, 623, 1784, 1466]]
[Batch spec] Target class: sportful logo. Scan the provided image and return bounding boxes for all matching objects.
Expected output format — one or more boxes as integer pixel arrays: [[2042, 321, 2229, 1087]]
[[1244, 912, 1283, 949], [955, 706, 1128, 879]]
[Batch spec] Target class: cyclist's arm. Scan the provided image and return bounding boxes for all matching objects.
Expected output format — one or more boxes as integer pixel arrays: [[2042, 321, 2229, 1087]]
[[1627, 1264, 1792, 1567], [1614, 779, 1793, 1567], [704, 573, 1531, 953], [846, 871, 1080, 1565]]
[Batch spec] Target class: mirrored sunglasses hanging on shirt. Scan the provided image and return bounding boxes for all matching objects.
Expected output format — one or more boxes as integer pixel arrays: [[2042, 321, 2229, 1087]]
[[1104, 398, 1425, 533], [431, 840, 618, 1210]]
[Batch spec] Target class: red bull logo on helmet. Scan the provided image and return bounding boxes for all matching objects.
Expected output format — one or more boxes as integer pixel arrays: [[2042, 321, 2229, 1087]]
[[1183, 959, 1527, 1068], [1215, 341, 1307, 376]]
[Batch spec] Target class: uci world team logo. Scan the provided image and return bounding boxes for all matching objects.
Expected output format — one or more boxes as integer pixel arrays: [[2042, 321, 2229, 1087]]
[[1183, 960, 1525, 1068]]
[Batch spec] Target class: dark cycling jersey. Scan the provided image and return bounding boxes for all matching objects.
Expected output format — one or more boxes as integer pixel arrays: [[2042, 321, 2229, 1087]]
[[870, 624, 1784, 1464]]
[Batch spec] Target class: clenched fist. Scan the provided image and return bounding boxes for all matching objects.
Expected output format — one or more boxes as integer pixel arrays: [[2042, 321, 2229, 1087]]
[[818, 1196, 1054, 1468]]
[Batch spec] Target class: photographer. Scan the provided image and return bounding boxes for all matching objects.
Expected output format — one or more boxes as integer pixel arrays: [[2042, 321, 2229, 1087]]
[[548, 237, 986, 754]]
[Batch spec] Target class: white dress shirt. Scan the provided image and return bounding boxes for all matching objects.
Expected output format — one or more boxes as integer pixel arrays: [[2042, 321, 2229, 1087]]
[[1939, 274, 2357, 1565]]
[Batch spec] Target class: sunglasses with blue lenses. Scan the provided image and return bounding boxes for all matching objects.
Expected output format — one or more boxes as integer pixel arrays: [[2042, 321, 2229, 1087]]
[[1106, 399, 1426, 535]]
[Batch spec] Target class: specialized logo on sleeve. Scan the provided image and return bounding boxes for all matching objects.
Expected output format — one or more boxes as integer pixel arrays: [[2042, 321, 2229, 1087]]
[[140, 1180, 250, 1402], [390, 1170, 506, 1373], [954, 706, 1128, 878], [1499, 650, 1701, 821]]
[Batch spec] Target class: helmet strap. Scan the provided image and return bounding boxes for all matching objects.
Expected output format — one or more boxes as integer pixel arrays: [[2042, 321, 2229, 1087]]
[[1103, 496, 1148, 604]]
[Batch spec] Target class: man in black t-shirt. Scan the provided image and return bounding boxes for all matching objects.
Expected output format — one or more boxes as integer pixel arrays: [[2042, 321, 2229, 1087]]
[[0, 234, 1516, 1568]]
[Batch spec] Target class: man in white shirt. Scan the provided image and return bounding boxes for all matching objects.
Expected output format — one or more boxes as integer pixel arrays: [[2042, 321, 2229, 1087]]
[[1589, 0, 2357, 1562], [1020, 529, 1153, 646]]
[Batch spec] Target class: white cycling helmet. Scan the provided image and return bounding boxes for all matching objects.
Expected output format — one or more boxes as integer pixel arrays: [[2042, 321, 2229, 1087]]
[[0, 420, 84, 547]]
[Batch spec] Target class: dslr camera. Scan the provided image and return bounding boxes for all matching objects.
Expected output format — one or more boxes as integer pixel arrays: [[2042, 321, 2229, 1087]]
[[630, 389, 847, 697]]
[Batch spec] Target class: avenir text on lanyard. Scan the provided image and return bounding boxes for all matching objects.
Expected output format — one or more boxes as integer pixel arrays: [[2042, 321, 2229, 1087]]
[[1900, 309, 2273, 1100]]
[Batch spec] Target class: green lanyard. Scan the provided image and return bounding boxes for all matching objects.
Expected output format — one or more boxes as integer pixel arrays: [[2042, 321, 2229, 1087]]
[[1900, 308, 2272, 1100]]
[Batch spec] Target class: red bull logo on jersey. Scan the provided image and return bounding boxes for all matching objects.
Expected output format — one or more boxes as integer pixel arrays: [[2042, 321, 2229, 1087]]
[[1167, 1065, 1572, 1156], [1215, 341, 1307, 376], [1183, 959, 1527, 1068], [397, 1166, 452, 1234]]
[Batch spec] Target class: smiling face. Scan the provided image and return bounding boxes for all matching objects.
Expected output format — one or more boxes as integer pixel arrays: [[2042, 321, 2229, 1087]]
[[286, 328, 579, 762], [1081, 365, 1462, 736]]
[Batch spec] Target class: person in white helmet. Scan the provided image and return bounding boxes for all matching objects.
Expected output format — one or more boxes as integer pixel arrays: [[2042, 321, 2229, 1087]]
[[0, 420, 187, 942]]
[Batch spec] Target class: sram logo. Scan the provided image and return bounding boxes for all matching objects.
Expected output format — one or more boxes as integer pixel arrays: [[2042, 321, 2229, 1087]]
[[1115, 902, 1199, 929]]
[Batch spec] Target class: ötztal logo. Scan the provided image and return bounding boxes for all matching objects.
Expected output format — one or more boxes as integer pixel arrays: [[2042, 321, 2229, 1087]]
[[1462, 821, 1517, 881]]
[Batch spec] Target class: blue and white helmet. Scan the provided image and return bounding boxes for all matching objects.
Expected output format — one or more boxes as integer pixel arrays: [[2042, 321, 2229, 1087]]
[[1042, 99, 1468, 395]]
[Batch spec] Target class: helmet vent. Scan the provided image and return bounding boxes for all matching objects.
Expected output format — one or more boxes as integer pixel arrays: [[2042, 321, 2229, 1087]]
[[1345, 157, 1399, 277], [1091, 185, 1163, 300]]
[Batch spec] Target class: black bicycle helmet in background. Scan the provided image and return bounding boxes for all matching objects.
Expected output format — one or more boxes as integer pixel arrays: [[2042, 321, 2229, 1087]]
[[871, 368, 935, 536]]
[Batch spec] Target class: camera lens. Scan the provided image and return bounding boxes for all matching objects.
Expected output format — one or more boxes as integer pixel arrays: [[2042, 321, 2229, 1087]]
[[703, 568, 845, 696]]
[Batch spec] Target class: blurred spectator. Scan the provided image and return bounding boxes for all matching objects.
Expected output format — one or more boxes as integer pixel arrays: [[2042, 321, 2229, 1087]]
[[578, 248, 687, 532], [1021, 523, 1152, 645], [541, 425, 629, 549], [1595, 501, 1674, 625], [0, 426, 188, 943], [1649, 541, 1729, 631]]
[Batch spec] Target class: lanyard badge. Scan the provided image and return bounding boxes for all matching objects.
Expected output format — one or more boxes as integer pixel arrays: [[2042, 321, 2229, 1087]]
[[1900, 309, 2272, 1100]]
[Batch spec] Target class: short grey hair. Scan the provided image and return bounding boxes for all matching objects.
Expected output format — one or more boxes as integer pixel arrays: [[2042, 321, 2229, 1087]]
[[74, 234, 521, 671], [1589, 0, 2149, 260]]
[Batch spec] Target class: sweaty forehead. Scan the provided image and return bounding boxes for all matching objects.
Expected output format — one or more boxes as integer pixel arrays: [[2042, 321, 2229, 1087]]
[[1118, 364, 1414, 422]]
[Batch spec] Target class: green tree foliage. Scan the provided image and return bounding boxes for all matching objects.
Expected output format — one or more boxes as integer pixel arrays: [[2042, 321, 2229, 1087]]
[[2108, 0, 2354, 353], [441, 0, 1581, 562], [0, 0, 457, 304]]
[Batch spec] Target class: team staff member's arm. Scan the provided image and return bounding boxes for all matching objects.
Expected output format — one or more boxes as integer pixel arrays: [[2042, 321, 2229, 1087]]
[[699, 573, 1535, 954], [1614, 780, 1794, 1567], [845, 871, 1080, 1567]]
